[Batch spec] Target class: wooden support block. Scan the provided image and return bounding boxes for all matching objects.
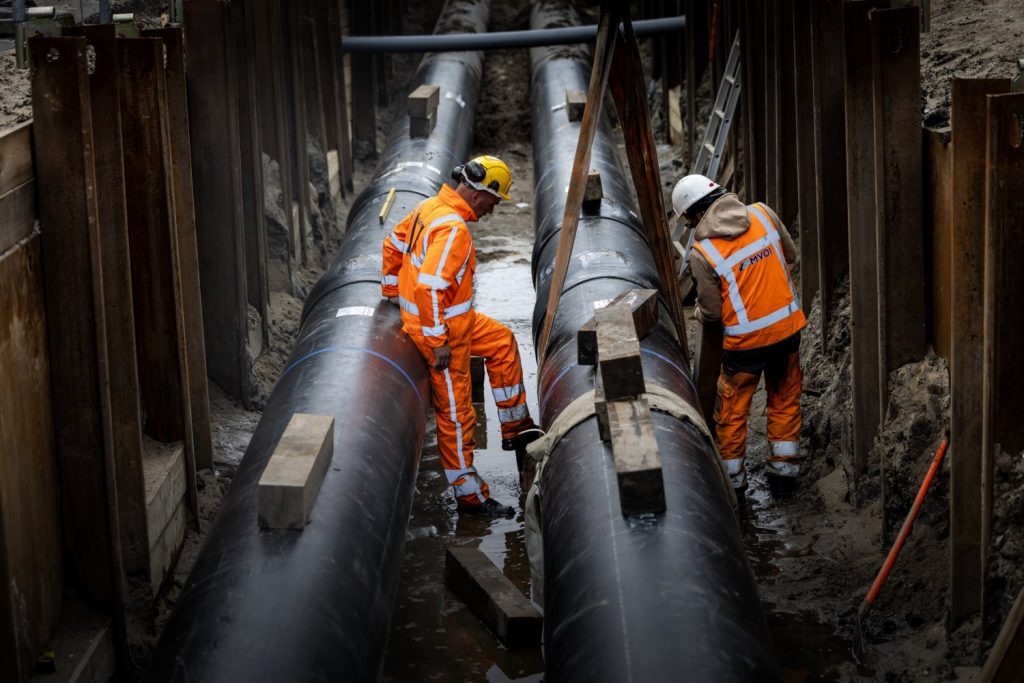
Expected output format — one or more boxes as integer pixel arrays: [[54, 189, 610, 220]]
[[596, 303, 645, 401], [143, 439, 186, 555], [471, 355, 486, 403], [444, 546, 542, 648], [258, 413, 335, 529], [578, 288, 658, 366], [408, 83, 440, 118], [607, 398, 666, 516], [949, 78, 1010, 626], [409, 112, 436, 138], [565, 89, 586, 121], [582, 170, 603, 206]]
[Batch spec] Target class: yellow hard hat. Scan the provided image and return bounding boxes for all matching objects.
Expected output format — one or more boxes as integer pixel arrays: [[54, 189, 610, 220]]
[[457, 154, 513, 200]]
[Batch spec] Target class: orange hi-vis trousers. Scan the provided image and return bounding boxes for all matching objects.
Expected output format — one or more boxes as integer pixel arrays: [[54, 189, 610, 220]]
[[714, 348, 803, 487], [410, 310, 531, 507]]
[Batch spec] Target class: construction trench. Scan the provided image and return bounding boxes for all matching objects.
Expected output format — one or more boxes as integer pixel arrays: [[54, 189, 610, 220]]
[[1, 0, 1024, 681]]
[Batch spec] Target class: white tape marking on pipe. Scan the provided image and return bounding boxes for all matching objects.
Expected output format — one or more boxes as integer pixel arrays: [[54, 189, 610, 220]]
[[336, 306, 376, 318], [445, 91, 466, 108]]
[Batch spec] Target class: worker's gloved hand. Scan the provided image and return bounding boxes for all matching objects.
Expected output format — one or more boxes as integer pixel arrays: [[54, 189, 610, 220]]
[[432, 345, 451, 370], [383, 296, 398, 305]]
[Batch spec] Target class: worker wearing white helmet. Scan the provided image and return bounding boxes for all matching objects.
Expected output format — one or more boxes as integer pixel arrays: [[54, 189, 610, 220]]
[[673, 174, 806, 499]]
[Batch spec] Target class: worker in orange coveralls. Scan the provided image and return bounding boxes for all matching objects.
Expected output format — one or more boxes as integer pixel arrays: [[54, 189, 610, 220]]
[[382, 155, 541, 517], [673, 174, 806, 500]]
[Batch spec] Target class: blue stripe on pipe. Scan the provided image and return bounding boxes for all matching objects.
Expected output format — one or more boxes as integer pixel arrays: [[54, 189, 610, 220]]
[[280, 345, 425, 410]]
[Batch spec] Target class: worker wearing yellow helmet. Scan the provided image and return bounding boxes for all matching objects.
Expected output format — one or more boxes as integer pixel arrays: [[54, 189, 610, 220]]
[[381, 154, 541, 517]]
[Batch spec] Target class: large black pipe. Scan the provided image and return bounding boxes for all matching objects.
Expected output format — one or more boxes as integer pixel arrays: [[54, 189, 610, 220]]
[[341, 15, 685, 54], [528, 4, 781, 681], [143, 2, 489, 680]]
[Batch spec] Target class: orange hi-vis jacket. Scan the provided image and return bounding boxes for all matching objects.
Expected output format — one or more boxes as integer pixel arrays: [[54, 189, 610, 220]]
[[691, 203, 806, 351], [382, 184, 477, 347]]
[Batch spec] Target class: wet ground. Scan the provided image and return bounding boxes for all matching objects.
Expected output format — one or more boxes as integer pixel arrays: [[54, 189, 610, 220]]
[[381, 191, 542, 682]]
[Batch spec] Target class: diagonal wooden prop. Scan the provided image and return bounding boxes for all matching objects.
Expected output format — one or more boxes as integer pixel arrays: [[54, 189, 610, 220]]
[[536, 1, 690, 366]]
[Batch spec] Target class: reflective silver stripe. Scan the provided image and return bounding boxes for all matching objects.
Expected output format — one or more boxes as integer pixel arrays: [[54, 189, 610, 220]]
[[748, 204, 801, 308], [388, 231, 408, 253], [723, 300, 801, 336], [417, 272, 449, 290], [497, 404, 530, 423], [420, 212, 464, 261], [723, 458, 745, 474], [442, 368, 467, 474], [766, 460, 801, 477], [431, 289, 440, 325], [398, 296, 419, 316], [422, 324, 446, 337], [455, 251, 471, 284], [410, 253, 424, 268], [381, 274, 398, 286], [769, 441, 800, 457], [700, 238, 750, 325], [445, 299, 473, 318], [434, 223, 461, 277], [492, 383, 525, 403], [715, 233, 775, 275]]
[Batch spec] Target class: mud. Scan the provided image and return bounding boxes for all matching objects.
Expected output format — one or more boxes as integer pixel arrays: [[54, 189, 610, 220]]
[[921, 0, 1024, 129]]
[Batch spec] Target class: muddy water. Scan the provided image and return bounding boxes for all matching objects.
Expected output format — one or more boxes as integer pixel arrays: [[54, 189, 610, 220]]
[[740, 385, 876, 682], [381, 202, 543, 681]]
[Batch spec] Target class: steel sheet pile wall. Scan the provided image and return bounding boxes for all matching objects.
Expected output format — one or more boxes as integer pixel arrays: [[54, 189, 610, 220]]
[[144, 2, 489, 680], [528, 4, 779, 680]]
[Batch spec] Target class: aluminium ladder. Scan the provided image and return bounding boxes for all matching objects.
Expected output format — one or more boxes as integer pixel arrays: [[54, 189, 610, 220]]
[[674, 31, 742, 284]]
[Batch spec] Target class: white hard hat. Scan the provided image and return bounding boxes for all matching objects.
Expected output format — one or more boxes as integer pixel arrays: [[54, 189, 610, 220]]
[[671, 174, 719, 216]]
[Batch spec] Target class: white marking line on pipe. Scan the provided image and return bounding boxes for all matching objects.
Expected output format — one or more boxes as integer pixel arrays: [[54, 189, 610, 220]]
[[336, 306, 376, 318], [445, 91, 466, 108]]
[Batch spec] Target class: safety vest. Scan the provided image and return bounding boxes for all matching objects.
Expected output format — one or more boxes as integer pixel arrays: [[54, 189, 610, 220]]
[[381, 185, 476, 346], [691, 203, 806, 350]]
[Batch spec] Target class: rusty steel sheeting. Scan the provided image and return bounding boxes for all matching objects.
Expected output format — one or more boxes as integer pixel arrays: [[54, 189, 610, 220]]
[[62, 23, 152, 574], [235, 0, 271, 345], [792, 0, 819, 305], [844, 0, 889, 485], [810, 0, 849, 335], [981, 92, 1024, 629], [870, 7, 926, 403], [762, 0, 778, 209], [29, 34, 130, 668], [284, 3, 313, 264], [948, 78, 1010, 626], [871, 6, 926, 542], [183, 0, 251, 404], [774, 0, 798, 224], [142, 26, 215, 475], [117, 37, 199, 529], [741, 0, 766, 199]]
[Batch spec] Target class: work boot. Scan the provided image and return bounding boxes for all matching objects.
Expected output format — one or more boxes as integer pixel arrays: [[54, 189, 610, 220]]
[[458, 498, 515, 518], [766, 460, 800, 499]]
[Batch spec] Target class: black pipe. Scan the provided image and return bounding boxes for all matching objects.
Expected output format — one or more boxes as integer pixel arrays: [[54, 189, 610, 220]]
[[143, 2, 489, 681], [528, 4, 781, 681], [341, 15, 685, 54]]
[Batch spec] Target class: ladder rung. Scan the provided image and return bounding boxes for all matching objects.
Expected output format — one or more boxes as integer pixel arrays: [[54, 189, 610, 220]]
[[714, 108, 726, 119], [724, 75, 736, 85], [703, 142, 716, 154]]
